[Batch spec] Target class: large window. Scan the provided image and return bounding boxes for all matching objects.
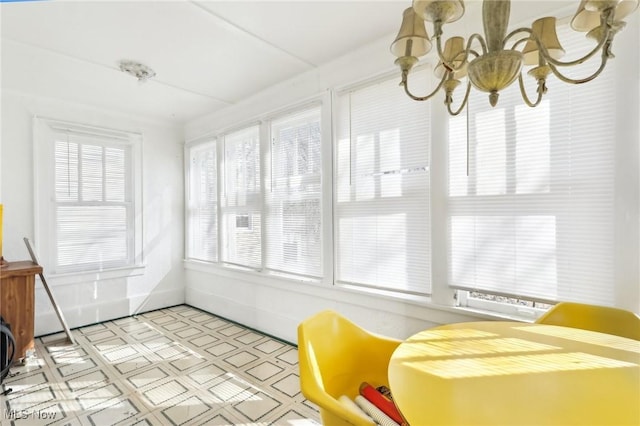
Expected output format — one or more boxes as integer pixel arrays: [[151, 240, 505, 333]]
[[266, 107, 322, 277], [334, 71, 431, 295], [187, 141, 217, 262], [448, 25, 618, 306], [35, 118, 142, 274], [221, 126, 262, 269], [185, 105, 324, 278]]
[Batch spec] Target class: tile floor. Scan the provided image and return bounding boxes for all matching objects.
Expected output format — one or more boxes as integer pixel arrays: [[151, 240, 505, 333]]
[[1, 305, 321, 425]]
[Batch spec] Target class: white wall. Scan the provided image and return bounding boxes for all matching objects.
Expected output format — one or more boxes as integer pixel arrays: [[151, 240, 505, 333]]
[[1, 91, 185, 336], [3, 9, 634, 344], [184, 15, 640, 344], [185, 264, 492, 344]]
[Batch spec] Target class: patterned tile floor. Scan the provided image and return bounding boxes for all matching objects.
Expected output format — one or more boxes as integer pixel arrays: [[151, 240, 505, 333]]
[[1, 305, 321, 425]]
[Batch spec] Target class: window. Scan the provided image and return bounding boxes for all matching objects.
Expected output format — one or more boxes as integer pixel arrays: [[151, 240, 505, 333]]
[[221, 125, 261, 268], [266, 107, 322, 277], [186, 104, 326, 279], [334, 71, 431, 295], [184, 22, 636, 312], [35, 118, 142, 274], [448, 24, 618, 306], [186, 141, 217, 262]]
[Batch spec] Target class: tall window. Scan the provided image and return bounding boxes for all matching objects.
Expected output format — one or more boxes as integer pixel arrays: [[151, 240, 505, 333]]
[[266, 107, 322, 277], [221, 126, 261, 268], [448, 24, 617, 305], [35, 118, 141, 274], [334, 71, 431, 294], [186, 105, 326, 278], [187, 141, 217, 262]]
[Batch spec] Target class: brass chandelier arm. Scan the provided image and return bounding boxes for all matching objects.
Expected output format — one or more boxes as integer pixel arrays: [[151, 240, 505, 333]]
[[527, 26, 609, 68], [446, 80, 472, 116], [504, 27, 607, 69], [401, 70, 448, 101], [505, 16, 612, 86], [518, 73, 545, 107], [507, 7, 616, 69], [435, 31, 487, 74], [546, 52, 610, 84], [505, 29, 535, 51]]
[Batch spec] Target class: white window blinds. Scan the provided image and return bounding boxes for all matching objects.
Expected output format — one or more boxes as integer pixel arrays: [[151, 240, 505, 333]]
[[53, 131, 134, 273], [335, 71, 431, 294], [448, 25, 617, 304], [266, 107, 322, 277], [222, 126, 261, 268], [187, 141, 217, 262]]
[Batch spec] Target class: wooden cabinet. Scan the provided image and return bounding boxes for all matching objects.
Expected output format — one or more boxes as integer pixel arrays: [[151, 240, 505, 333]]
[[0, 260, 42, 361]]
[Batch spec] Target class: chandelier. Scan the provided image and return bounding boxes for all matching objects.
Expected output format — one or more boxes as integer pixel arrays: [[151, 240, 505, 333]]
[[390, 0, 638, 115]]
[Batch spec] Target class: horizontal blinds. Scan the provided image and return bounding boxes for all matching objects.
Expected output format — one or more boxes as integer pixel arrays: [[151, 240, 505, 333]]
[[222, 126, 262, 268], [56, 205, 129, 269], [266, 107, 322, 277], [53, 133, 132, 272], [448, 24, 616, 304], [188, 142, 217, 262], [335, 70, 431, 294]]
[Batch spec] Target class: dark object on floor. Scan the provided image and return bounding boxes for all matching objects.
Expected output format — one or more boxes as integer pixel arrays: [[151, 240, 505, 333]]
[[1, 315, 16, 384]]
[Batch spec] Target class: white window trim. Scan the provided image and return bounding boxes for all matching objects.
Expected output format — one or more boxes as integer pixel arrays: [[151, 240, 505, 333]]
[[33, 117, 144, 280], [332, 70, 433, 296], [220, 124, 262, 269], [264, 104, 324, 278], [39, 264, 147, 288], [184, 93, 334, 286], [449, 18, 639, 313], [184, 137, 219, 262]]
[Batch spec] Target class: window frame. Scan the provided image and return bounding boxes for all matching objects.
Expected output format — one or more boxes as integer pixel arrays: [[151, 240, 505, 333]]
[[220, 124, 263, 269], [263, 105, 324, 278], [184, 94, 333, 284], [447, 20, 640, 312], [34, 117, 143, 277], [332, 70, 433, 296], [185, 138, 219, 262]]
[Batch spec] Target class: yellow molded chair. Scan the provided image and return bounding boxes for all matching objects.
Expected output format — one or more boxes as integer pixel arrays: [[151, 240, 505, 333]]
[[536, 302, 640, 340], [297, 310, 402, 426]]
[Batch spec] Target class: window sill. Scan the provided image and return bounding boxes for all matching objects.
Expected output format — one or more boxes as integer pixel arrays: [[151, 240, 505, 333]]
[[184, 259, 325, 287], [457, 292, 546, 322], [183, 259, 537, 324], [335, 281, 432, 306], [45, 264, 146, 287], [451, 305, 538, 323]]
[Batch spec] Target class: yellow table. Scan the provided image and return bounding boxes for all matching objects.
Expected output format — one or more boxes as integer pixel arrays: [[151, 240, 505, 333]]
[[388, 321, 640, 425]]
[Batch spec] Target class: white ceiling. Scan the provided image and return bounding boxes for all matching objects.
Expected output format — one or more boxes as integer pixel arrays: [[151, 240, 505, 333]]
[[1, 0, 577, 125]]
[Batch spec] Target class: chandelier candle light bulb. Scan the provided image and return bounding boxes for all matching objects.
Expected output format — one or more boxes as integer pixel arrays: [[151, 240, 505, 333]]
[[391, 0, 639, 114]]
